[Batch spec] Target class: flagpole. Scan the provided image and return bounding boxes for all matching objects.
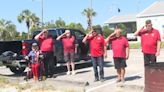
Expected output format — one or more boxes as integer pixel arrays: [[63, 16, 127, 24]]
[[41, 0, 44, 29]]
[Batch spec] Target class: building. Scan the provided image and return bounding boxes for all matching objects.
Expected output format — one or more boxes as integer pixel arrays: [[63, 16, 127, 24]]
[[137, 1, 164, 37], [105, 1, 164, 41], [105, 14, 137, 33]]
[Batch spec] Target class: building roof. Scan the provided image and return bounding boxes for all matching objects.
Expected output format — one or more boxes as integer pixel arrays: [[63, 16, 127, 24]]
[[137, 1, 164, 18], [105, 14, 136, 24]]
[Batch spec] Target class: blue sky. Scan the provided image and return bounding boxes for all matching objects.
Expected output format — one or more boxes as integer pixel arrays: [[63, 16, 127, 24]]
[[0, 0, 158, 32]]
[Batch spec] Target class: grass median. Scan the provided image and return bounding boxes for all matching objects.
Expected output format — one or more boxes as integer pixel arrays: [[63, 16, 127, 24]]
[[129, 41, 164, 49]]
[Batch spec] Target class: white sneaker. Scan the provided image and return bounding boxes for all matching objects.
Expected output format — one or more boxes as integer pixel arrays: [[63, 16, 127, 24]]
[[72, 71, 76, 75], [67, 71, 71, 75]]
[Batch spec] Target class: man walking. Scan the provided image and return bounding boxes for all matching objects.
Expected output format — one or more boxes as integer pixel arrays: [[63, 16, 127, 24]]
[[82, 29, 107, 82], [56, 30, 78, 75], [134, 20, 161, 66], [35, 29, 54, 78], [106, 25, 129, 83]]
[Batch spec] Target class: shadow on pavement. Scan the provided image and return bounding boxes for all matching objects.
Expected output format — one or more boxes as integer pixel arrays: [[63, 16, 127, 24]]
[[125, 75, 142, 81], [104, 61, 113, 67], [76, 70, 91, 74], [104, 75, 117, 80]]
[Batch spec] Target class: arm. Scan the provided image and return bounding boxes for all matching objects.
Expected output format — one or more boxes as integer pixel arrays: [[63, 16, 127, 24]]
[[156, 40, 161, 56], [134, 26, 145, 36], [82, 34, 89, 44], [74, 37, 78, 54], [126, 47, 130, 60], [34, 30, 46, 40], [82, 31, 92, 44], [104, 46, 107, 58], [75, 44, 78, 54], [105, 31, 116, 43], [56, 33, 66, 40]]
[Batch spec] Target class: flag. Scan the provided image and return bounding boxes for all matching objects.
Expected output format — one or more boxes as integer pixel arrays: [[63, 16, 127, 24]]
[[118, 8, 121, 12]]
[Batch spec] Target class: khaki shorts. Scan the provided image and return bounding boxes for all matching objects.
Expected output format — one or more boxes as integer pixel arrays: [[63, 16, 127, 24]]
[[64, 52, 75, 62]]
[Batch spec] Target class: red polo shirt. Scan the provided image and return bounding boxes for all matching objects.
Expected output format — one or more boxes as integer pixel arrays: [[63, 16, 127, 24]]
[[87, 34, 106, 57], [39, 35, 54, 52], [109, 36, 129, 58], [139, 28, 161, 54], [62, 36, 76, 53]]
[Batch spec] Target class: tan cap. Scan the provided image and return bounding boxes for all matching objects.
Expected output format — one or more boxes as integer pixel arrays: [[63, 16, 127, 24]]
[[65, 30, 70, 34]]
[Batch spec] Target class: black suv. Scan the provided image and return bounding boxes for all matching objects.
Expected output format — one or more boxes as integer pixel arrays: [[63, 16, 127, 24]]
[[32, 28, 90, 65], [0, 28, 90, 74]]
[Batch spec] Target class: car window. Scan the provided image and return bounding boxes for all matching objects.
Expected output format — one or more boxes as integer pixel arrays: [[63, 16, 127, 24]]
[[48, 30, 57, 39], [73, 30, 85, 39], [57, 29, 65, 36], [32, 31, 41, 39]]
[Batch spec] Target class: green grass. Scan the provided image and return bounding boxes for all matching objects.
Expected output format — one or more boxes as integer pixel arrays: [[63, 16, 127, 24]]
[[0, 76, 9, 84], [130, 43, 141, 49], [129, 41, 164, 49], [161, 42, 164, 48]]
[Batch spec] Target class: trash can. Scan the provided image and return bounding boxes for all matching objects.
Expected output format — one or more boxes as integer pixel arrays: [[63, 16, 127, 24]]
[[145, 62, 164, 92]]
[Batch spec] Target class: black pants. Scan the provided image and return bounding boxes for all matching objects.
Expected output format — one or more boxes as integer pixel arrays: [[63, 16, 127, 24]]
[[91, 56, 104, 80], [42, 52, 54, 76], [143, 53, 156, 66]]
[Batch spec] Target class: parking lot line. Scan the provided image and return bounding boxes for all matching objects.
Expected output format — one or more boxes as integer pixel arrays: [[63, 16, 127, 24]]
[[86, 72, 143, 92]]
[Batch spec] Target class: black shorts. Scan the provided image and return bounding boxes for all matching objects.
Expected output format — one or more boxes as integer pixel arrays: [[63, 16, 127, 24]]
[[113, 58, 127, 69], [143, 53, 156, 66], [64, 52, 75, 62]]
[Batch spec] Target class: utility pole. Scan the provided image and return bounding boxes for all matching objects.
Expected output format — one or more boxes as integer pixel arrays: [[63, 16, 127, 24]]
[[90, 0, 93, 31]]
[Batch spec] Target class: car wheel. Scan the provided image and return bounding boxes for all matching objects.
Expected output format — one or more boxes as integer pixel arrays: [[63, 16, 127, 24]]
[[9, 66, 25, 74]]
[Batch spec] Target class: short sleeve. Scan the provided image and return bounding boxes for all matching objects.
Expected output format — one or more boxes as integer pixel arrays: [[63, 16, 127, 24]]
[[138, 27, 145, 36], [28, 51, 32, 57], [39, 35, 45, 43], [124, 38, 129, 47], [87, 35, 93, 42], [156, 30, 161, 41], [101, 36, 107, 46]]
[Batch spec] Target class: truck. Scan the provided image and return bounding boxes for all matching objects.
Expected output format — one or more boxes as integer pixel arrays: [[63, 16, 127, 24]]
[[0, 28, 90, 74]]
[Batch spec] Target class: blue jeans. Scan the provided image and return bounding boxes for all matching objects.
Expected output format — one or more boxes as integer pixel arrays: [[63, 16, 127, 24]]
[[91, 56, 104, 79]]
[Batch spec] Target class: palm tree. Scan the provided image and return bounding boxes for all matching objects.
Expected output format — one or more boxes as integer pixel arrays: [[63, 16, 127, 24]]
[[0, 19, 17, 41], [82, 8, 97, 31], [17, 9, 39, 39]]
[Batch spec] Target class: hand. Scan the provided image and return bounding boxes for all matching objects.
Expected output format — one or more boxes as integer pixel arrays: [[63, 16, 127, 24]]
[[142, 25, 146, 30], [25, 56, 29, 60], [126, 55, 129, 60], [39, 55, 44, 59], [43, 29, 47, 32], [156, 51, 160, 56], [104, 53, 107, 59]]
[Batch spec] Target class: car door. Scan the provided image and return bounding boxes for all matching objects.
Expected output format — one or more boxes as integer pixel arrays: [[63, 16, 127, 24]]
[[48, 29, 64, 64], [71, 29, 89, 61], [55, 29, 65, 63]]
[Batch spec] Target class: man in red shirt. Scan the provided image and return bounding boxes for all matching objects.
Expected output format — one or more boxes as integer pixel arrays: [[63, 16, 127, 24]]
[[134, 20, 161, 66], [35, 29, 54, 78], [83, 29, 107, 82], [106, 25, 129, 83], [56, 30, 78, 75]]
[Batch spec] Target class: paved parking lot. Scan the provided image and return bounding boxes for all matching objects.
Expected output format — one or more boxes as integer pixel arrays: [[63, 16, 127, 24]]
[[0, 49, 164, 92]]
